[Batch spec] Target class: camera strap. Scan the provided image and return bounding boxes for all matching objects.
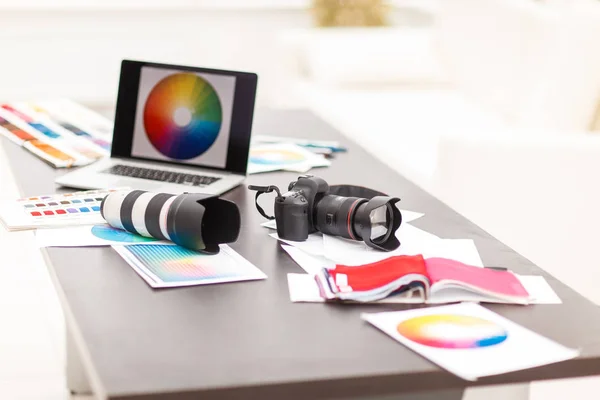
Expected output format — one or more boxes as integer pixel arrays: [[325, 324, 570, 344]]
[[247, 185, 282, 220]]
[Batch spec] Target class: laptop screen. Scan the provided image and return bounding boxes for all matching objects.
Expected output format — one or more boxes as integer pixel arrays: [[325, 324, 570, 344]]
[[112, 60, 258, 174], [131, 66, 235, 169]]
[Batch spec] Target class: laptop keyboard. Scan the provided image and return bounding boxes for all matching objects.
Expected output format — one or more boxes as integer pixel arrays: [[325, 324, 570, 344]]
[[104, 164, 221, 187]]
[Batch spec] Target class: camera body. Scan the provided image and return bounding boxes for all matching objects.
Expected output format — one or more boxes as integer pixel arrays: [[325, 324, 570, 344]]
[[274, 176, 328, 241], [273, 175, 402, 251]]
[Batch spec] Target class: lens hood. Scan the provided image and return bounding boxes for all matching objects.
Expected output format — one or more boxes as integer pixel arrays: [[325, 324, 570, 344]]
[[354, 196, 401, 251], [167, 194, 241, 254]]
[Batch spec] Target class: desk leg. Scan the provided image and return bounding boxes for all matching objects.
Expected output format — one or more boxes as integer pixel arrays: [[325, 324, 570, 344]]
[[463, 384, 529, 400], [66, 323, 92, 395]]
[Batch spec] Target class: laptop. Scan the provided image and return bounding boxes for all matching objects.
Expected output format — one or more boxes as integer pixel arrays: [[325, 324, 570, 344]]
[[55, 59, 258, 195]]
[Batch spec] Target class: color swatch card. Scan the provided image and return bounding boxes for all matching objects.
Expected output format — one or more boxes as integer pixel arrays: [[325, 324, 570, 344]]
[[113, 244, 267, 288], [361, 303, 578, 381], [35, 224, 168, 247], [32, 98, 114, 141], [248, 143, 331, 175], [0, 188, 127, 231], [0, 101, 111, 168]]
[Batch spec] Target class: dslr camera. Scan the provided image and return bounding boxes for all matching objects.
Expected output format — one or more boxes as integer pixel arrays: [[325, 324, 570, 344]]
[[249, 175, 402, 251]]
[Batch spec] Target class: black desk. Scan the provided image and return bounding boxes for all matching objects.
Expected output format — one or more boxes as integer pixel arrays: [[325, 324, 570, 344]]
[[3, 109, 600, 400]]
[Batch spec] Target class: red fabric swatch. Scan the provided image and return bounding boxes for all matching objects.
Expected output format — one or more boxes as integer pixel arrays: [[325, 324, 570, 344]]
[[329, 255, 427, 292], [425, 257, 529, 298]]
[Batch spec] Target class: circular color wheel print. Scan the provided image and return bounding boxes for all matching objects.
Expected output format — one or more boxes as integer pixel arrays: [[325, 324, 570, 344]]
[[396, 314, 508, 349], [143, 73, 222, 160], [249, 149, 306, 165], [91, 225, 157, 243]]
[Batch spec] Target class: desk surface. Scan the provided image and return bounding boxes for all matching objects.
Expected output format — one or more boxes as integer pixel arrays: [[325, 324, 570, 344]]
[[4, 109, 600, 400]]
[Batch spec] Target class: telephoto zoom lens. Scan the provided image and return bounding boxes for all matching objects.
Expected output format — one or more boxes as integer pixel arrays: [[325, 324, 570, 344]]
[[100, 189, 241, 253], [315, 194, 401, 251]]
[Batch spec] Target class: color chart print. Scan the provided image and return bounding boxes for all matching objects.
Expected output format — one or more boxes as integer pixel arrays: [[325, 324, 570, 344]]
[[143, 73, 222, 160], [91, 225, 156, 243], [396, 314, 508, 349], [1, 188, 127, 231], [21, 191, 105, 217], [114, 244, 267, 288], [249, 148, 306, 165]]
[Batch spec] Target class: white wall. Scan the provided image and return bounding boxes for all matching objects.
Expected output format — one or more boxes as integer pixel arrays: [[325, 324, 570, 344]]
[[0, 1, 433, 110], [0, 3, 313, 109]]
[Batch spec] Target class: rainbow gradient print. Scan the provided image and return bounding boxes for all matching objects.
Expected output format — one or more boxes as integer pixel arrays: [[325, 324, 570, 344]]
[[91, 225, 156, 243], [249, 149, 306, 165], [143, 73, 222, 160], [396, 314, 508, 349], [125, 244, 245, 283]]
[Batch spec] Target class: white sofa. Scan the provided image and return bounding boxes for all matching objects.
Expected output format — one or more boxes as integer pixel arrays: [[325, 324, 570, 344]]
[[275, 0, 600, 190], [433, 131, 600, 304]]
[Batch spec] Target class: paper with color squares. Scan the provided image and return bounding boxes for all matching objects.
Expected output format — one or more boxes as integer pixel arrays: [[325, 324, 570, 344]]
[[112, 244, 267, 288], [35, 224, 170, 247], [361, 302, 578, 381], [0, 188, 128, 231]]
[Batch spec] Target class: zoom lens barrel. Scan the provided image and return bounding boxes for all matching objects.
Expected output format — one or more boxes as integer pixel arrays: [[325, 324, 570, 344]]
[[315, 195, 366, 240], [314, 194, 401, 251], [100, 190, 241, 253]]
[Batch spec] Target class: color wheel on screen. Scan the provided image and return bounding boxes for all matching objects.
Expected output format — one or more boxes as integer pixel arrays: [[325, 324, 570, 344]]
[[249, 149, 306, 165], [143, 73, 222, 160], [396, 314, 508, 349], [91, 225, 157, 243]]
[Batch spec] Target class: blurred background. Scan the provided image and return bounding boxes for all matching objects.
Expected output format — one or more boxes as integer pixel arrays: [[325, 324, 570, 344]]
[[1, 0, 600, 398]]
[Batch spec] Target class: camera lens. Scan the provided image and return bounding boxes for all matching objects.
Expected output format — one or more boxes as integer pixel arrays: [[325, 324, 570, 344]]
[[314, 195, 366, 240], [313, 194, 401, 251]]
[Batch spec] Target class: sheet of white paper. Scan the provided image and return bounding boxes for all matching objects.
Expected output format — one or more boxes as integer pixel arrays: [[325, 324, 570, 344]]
[[112, 244, 267, 288], [260, 219, 278, 230], [269, 232, 325, 256], [321, 224, 436, 265], [287, 273, 424, 304], [281, 245, 334, 274], [361, 303, 579, 381], [400, 210, 425, 223], [322, 223, 483, 267], [517, 275, 562, 304], [287, 273, 325, 302], [35, 224, 170, 247], [260, 209, 424, 231], [421, 239, 483, 268]]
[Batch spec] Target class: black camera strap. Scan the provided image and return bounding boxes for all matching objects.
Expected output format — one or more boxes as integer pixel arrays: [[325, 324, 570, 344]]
[[247, 185, 282, 220]]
